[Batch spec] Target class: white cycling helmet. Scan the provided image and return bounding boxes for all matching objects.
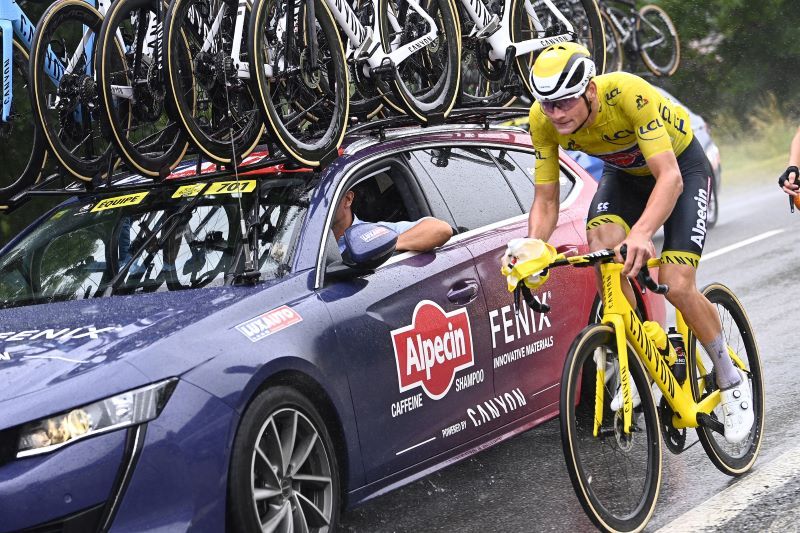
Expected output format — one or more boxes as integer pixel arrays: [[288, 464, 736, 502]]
[[529, 42, 596, 102]]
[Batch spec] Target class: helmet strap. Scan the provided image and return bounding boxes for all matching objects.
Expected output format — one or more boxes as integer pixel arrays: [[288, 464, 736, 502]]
[[570, 93, 592, 134]]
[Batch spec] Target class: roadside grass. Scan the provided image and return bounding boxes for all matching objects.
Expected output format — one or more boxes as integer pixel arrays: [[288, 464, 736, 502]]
[[712, 95, 797, 189]]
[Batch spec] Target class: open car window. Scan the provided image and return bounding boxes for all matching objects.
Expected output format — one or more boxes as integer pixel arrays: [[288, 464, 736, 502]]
[[0, 177, 315, 309]]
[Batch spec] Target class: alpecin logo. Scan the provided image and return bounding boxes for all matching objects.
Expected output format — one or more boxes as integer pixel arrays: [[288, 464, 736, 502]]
[[391, 301, 474, 400]]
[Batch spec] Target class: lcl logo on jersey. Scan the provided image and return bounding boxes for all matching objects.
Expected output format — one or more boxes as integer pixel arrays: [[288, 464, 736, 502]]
[[391, 301, 474, 400]]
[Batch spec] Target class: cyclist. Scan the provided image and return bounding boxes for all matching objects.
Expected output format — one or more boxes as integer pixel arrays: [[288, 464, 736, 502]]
[[522, 42, 753, 444], [778, 125, 800, 204]]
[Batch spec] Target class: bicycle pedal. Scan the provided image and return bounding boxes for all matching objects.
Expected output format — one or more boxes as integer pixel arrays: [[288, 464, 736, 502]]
[[369, 59, 396, 78]]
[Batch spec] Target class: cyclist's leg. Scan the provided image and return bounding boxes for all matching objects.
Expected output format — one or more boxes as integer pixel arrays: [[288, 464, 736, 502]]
[[659, 138, 753, 442], [586, 165, 652, 308]]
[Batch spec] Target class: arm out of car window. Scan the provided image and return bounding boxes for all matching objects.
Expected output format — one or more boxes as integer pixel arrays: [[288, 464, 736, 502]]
[[396, 218, 453, 252]]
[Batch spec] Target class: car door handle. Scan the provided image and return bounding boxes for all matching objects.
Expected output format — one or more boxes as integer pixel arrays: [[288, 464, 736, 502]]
[[447, 281, 479, 304]]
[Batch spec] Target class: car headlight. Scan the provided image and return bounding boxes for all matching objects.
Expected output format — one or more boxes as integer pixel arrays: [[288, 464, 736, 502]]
[[15, 378, 178, 459]]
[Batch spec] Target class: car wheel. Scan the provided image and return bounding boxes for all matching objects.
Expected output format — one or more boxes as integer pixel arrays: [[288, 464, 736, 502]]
[[706, 178, 719, 229], [228, 385, 340, 532]]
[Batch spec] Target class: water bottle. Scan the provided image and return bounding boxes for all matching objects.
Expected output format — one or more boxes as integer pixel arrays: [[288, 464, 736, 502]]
[[668, 327, 686, 385]]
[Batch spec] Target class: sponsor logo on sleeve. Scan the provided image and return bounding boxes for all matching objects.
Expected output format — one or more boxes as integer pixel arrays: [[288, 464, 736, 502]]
[[91, 192, 149, 212], [636, 94, 649, 110], [236, 305, 303, 342], [391, 301, 474, 400]]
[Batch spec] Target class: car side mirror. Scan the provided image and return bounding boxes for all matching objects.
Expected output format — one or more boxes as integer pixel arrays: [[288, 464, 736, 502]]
[[325, 223, 398, 279]]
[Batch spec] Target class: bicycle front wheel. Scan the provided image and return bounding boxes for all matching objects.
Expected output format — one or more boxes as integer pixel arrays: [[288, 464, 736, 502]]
[[636, 4, 679, 77], [378, 0, 461, 122], [560, 323, 662, 533], [249, 0, 348, 167], [689, 283, 764, 476], [97, 0, 190, 177], [514, 0, 606, 99], [164, 0, 264, 164], [30, 0, 115, 181], [1, 38, 46, 204]]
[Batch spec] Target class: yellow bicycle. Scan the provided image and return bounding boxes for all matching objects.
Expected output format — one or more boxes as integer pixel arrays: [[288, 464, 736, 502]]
[[507, 246, 764, 533]]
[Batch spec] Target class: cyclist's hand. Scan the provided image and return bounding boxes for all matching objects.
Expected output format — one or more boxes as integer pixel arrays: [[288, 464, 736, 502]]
[[616, 231, 655, 278], [779, 166, 800, 196], [501, 238, 555, 291]]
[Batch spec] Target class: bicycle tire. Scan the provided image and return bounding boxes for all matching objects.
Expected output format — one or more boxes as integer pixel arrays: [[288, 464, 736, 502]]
[[0, 38, 46, 204], [164, 0, 264, 164], [514, 0, 606, 99], [30, 0, 118, 181], [602, 10, 624, 72], [560, 323, 662, 533], [378, 0, 460, 122], [97, 0, 190, 177], [688, 283, 764, 476], [636, 4, 679, 77], [248, 0, 348, 167]]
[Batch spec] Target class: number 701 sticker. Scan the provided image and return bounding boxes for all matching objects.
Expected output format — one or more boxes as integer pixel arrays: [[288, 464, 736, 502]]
[[172, 180, 257, 198]]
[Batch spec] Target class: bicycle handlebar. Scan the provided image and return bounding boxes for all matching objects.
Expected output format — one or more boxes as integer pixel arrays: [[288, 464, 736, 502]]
[[618, 245, 669, 295]]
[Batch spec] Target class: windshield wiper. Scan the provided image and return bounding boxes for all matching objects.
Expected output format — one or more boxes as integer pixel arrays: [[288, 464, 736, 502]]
[[99, 185, 210, 297]]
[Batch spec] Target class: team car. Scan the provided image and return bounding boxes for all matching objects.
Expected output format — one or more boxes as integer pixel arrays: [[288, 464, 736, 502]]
[[0, 112, 665, 532]]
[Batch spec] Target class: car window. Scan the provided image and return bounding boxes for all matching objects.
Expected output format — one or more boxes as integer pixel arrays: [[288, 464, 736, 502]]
[[410, 147, 524, 231], [0, 178, 315, 309], [506, 150, 577, 204]]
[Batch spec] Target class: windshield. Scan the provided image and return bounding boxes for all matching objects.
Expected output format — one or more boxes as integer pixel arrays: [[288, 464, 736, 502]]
[[0, 176, 314, 309]]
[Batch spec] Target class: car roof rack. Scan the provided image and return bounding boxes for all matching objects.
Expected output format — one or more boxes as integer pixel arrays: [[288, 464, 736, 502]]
[[347, 106, 530, 140], [1, 148, 299, 214]]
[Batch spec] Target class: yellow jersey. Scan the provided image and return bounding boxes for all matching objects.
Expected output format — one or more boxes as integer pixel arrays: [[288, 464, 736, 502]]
[[528, 72, 694, 184]]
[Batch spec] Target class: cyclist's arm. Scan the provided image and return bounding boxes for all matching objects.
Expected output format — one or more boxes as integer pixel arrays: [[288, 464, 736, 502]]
[[789, 126, 800, 168], [528, 182, 559, 240]]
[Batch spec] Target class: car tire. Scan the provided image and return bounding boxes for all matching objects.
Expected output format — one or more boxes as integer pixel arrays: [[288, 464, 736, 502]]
[[706, 177, 719, 229], [228, 385, 340, 532]]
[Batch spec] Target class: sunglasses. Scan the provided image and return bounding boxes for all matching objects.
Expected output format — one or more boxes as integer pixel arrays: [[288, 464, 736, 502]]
[[541, 95, 583, 113]]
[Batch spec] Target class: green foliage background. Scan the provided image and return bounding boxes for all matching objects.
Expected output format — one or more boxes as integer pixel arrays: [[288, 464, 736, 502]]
[[655, 0, 800, 127]]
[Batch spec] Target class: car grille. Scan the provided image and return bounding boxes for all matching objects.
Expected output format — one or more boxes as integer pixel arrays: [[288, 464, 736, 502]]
[[21, 504, 104, 533]]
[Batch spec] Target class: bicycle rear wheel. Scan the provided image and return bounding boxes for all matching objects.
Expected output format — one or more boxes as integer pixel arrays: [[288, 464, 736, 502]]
[[560, 323, 662, 533], [97, 0, 190, 177], [249, 0, 348, 167], [688, 283, 764, 476], [30, 0, 118, 181], [378, 0, 460, 122], [636, 4, 679, 77], [514, 0, 606, 99], [164, 0, 264, 164], [0, 38, 46, 204], [602, 11, 624, 72]]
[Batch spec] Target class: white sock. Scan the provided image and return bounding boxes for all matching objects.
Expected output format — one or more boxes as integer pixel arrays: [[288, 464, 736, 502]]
[[701, 334, 741, 389]]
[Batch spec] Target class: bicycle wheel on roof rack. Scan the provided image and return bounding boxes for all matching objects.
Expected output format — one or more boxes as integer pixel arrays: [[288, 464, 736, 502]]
[[514, 0, 606, 99], [30, 0, 121, 182], [164, 0, 265, 165], [0, 38, 47, 205], [248, 0, 349, 167], [636, 4, 679, 77], [378, 0, 461, 123], [97, 0, 191, 178]]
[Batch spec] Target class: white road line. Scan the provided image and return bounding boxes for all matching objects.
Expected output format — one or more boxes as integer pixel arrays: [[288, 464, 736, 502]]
[[701, 229, 785, 262], [395, 437, 436, 456], [655, 446, 800, 532]]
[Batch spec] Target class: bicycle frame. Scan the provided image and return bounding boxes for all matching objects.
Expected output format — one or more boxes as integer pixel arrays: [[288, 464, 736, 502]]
[[594, 260, 744, 435], [460, 0, 574, 61], [0, 0, 64, 121]]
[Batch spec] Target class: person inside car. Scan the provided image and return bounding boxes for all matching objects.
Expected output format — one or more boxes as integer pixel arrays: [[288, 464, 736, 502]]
[[332, 189, 452, 253], [778, 125, 800, 208], [521, 42, 753, 444]]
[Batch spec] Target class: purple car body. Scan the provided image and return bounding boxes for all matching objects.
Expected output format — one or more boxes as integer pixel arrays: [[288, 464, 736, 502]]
[[0, 124, 666, 531]]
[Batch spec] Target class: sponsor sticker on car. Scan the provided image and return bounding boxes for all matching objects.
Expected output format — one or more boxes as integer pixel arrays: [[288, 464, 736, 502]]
[[91, 192, 149, 212], [391, 301, 474, 400], [236, 305, 303, 342]]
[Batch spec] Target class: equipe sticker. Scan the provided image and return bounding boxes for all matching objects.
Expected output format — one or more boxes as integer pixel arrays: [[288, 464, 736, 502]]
[[391, 300, 475, 400], [235, 305, 303, 342], [91, 192, 149, 212]]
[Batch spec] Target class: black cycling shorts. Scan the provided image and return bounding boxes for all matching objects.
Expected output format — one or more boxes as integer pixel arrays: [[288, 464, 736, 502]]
[[586, 137, 713, 268]]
